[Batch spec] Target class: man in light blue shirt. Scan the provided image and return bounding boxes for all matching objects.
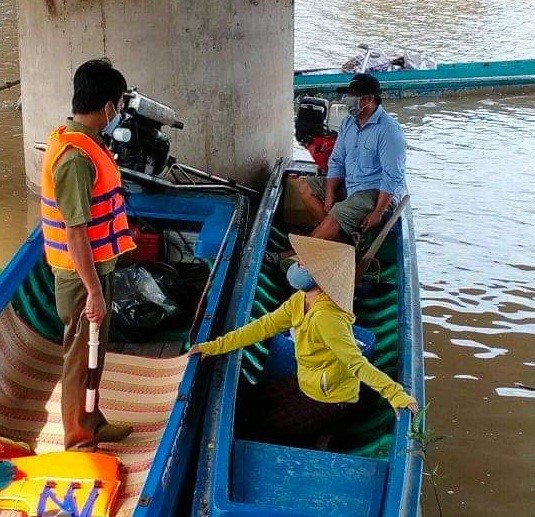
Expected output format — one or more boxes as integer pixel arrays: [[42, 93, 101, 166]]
[[298, 73, 406, 240]]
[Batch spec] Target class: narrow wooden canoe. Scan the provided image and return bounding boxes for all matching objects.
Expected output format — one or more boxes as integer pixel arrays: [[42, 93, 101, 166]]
[[294, 58, 535, 100], [0, 184, 248, 516], [192, 160, 425, 516]]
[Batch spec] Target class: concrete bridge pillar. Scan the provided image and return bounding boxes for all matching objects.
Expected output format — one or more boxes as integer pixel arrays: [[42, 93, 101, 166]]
[[16, 0, 293, 190]]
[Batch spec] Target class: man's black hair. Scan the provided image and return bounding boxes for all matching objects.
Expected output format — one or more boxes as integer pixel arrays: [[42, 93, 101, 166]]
[[72, 58, 127, 114]]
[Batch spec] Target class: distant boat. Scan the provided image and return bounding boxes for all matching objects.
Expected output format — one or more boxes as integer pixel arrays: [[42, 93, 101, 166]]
[[294, 58, 535, 100], [0, 181, 249, 516], [192, 160, 425, 516]]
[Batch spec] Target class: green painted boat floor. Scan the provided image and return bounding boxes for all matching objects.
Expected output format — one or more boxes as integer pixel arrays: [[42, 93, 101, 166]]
[[239, 225, 400, 459], [11, 258, 192, 357]]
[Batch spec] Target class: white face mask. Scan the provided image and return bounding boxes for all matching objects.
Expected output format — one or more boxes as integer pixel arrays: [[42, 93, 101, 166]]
[[102, 103, 122, 136], [345, 95, 373, 116]]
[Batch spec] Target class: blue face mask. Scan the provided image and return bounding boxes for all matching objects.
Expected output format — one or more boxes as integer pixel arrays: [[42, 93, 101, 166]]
[[102, 104, 122, 136], [286, 262, 317, 291]]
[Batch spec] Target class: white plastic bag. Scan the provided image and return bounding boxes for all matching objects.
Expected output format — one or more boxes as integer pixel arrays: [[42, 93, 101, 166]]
[[403, 49, 438, 70]]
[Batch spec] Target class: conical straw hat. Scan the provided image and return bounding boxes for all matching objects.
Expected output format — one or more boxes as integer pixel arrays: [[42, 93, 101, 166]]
[[288, 234, 355, 314]]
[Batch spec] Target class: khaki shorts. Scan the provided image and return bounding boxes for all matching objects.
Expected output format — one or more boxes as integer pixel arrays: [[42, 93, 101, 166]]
[[306, 176, 381, 236]]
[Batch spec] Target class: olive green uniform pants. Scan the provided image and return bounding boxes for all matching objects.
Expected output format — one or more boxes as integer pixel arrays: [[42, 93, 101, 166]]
[[54, 272, 113, 451]]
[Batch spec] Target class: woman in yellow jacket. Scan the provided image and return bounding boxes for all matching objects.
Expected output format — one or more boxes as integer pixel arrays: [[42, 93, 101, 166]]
[[189, 234, 418, 443]]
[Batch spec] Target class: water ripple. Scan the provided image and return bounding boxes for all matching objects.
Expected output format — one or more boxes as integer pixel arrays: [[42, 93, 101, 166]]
[[495, 387, 535, 399], [450, 339, 508, 359], [296, 0, 535, 68]]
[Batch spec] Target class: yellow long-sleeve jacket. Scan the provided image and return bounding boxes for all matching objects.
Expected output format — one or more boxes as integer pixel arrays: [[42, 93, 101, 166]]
[[199, 291, 415, 408]]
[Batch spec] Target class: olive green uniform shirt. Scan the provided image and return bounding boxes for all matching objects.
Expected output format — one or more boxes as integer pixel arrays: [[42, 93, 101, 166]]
[[52, 119, 117, 278]]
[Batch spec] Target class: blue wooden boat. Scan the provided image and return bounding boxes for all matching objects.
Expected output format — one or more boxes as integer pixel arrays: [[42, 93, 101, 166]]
[[294, 58, 535, 100], [192, 161, 425, 516], [0, 182, 249, 516]]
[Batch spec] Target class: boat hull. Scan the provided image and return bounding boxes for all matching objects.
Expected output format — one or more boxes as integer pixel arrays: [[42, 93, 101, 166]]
[[294, 59, 535, 100], [193, 161, 425, 516], [0, 186, 248, 517]]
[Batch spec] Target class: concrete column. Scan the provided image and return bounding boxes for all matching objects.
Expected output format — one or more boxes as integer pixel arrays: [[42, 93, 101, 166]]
[[16, 0, 293, 190]]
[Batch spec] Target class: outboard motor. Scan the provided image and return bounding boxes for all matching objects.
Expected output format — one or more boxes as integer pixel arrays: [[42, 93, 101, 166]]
[[33, 89, 257, 196], [295, 96, 337, 173], [295, 97, 330, 146], [109, 89, 184, 176]]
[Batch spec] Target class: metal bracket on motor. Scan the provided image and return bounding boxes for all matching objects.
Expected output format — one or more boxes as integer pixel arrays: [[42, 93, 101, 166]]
[[120, 166, 259, 197]]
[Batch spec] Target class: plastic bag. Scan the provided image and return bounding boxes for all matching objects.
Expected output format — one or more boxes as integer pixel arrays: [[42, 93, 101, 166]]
[[342, 46, 391, 73], [111, 264, 182, 341], [403, 49, 438, 70]]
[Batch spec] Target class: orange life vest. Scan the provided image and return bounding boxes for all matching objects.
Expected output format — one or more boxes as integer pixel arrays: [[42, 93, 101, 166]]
[[0, 451, 121, 517], [40, 125, 136, 271]]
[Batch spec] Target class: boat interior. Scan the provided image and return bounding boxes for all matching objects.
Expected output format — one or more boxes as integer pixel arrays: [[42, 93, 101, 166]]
[[236, 218, 400, 456], [194, 167, 421, 515], [251, 191, 394, 484], [0, 187, 246, 516]]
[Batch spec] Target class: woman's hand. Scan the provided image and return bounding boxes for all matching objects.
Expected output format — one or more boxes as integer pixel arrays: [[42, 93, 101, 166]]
[[406, 400, 419, 416], [187, 344, 202, 357], [394, 399, 419, 420]]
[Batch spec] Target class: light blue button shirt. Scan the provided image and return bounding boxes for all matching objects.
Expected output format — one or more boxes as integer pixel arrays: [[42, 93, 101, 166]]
[[327, 105, 406, 201]]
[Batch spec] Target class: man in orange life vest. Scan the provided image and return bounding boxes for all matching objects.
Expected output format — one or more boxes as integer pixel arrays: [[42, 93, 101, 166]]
[[40, 59, 136, 451]]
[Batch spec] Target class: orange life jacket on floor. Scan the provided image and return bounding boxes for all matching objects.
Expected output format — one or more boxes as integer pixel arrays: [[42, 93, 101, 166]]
[[40, 125, 136, 271], [0, 452, 121, 517]]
